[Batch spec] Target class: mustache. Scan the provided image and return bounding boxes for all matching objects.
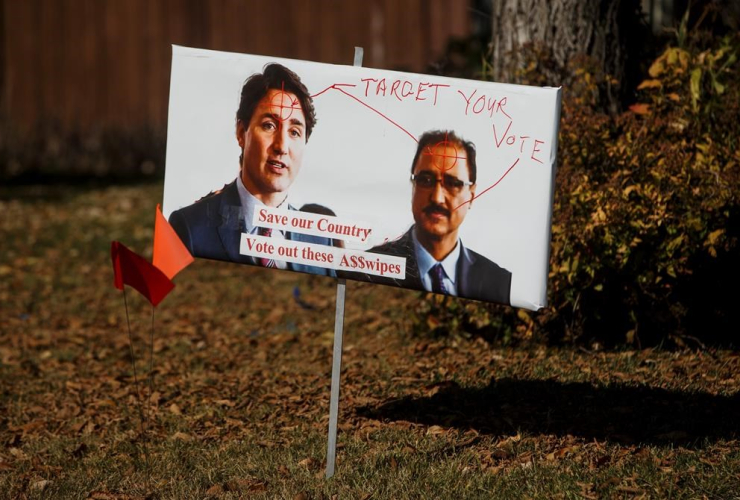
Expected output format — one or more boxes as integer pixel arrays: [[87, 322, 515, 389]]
[[423, 204, 450, 217]]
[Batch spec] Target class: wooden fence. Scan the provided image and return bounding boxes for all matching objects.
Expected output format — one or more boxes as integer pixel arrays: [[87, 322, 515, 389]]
[[1, 0, 470, 132]]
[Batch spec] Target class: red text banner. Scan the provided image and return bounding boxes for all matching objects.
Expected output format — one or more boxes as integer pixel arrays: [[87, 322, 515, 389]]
[[253, 207, 375, 244], [240, 234, 406, 279]]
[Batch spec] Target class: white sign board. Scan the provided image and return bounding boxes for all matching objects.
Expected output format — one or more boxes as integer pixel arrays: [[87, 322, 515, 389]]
[[163, 46, 561, 310]]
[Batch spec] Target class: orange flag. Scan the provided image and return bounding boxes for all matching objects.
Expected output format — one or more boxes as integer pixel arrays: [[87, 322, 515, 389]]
[[153, 204, 194, 280]]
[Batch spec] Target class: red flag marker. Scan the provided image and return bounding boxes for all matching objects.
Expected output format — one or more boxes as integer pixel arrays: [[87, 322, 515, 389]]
[[111, 241, 174, 307], [153, 204, 194, 280]]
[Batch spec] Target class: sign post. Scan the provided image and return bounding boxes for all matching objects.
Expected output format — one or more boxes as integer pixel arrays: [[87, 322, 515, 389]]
[[325, 278, 346, 479], [325, 46, 364, 480]]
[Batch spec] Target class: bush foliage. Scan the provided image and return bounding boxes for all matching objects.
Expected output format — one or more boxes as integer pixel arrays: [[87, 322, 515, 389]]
[[418, 29, 740, 347]]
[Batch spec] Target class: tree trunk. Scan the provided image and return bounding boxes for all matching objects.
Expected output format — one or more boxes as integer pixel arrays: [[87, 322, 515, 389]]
[[490, 0, 646, 113]]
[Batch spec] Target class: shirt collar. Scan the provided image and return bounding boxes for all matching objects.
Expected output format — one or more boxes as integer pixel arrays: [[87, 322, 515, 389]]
[[411, 227, 460, 285], [236, 175, 288, 233]]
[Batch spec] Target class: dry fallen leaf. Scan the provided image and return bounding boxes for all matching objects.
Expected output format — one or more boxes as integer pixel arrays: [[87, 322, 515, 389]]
[[426, 425, 446, 436], [629, 103, 651, 115], [298, 457, 318, 470], [205, 484, 223, 497], [87, 492, 121, 500], [30, 479, 51, 492], [171, 432, 193, 442]]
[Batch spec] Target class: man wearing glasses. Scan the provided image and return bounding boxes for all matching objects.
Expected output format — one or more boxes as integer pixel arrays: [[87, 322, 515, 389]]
[[368, 130, 511, 304]]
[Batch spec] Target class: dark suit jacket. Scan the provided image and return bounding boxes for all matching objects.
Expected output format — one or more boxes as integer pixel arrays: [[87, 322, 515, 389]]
[[366, 227, 512, 305], [169, 180, 335, 277]]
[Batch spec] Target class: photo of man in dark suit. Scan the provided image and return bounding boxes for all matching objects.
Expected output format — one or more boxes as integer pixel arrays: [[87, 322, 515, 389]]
[[368, 130, 512, 304], [168, 63, 335, 276]]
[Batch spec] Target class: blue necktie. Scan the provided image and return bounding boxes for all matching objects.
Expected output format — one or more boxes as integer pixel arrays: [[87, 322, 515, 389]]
[[429, 264, 448, 294]]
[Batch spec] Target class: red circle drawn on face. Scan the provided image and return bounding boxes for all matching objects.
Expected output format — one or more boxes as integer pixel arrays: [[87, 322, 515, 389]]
[[422, 139, 467, 173], [269, 83, 301, 121]]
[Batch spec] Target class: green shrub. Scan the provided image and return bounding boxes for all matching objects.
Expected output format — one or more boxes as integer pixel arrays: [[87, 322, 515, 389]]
[[415, 31, 740, 348], [556, 32, 738, 344]]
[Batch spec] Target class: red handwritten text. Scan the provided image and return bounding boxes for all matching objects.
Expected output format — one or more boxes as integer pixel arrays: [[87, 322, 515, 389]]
[[491, 122, 545, 163], [361, 78, 449, 105], [531, 139, 545, 164], [457, 89, 512, 119]]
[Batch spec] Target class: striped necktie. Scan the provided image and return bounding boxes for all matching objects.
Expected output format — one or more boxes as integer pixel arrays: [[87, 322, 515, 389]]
[[257, 227, 276, 268]]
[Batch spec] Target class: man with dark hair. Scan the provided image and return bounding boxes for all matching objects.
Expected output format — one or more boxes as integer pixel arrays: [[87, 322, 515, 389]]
[[368, 130, 511, 304], [169, 63, 334, 275]]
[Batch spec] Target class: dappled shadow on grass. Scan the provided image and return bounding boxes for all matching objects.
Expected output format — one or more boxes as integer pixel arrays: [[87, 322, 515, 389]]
[[358, 378, 740, 447]]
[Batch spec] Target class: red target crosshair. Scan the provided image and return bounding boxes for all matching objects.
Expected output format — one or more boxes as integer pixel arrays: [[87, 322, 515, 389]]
[[269, 81, 302, 121], [421, 131, 467, 172]]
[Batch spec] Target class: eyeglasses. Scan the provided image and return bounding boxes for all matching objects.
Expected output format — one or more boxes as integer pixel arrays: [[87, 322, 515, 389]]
[[411, 172, 474, 195]]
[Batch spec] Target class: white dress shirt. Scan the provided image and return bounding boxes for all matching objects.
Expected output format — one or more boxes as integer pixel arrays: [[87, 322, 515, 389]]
[[411, 228, 460, 296], [236, 175, 288, 270]]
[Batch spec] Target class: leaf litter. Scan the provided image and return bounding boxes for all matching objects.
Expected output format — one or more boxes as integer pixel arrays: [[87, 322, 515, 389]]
[[0, 183, 739, 498]]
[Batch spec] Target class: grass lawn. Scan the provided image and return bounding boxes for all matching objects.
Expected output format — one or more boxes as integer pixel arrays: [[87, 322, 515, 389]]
[[1, 182, 739, 499]]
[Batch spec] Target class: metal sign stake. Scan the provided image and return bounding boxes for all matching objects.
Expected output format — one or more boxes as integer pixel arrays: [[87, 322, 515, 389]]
[[325, 278, 346, 479], [325, 47, 363, 480]]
